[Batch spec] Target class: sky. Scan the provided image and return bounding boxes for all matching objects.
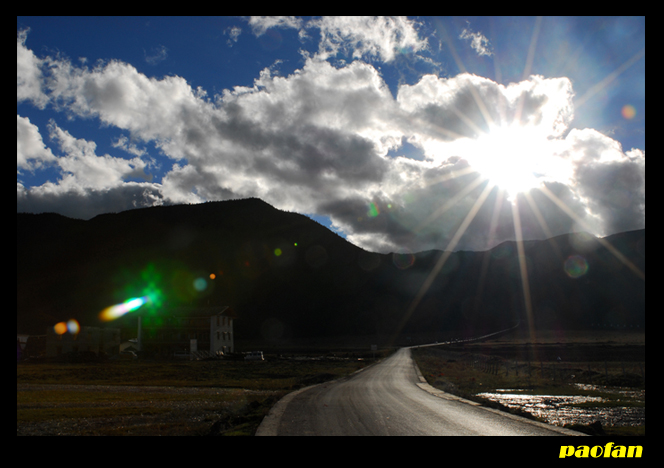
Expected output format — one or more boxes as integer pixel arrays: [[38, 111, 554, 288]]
[[17, 16, 645, 253]]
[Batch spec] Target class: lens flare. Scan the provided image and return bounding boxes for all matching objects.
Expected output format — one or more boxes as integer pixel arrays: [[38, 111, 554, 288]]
[[621, 104, 637, 120], [193, 277, 207, 291], [99, 296, 150, 322], [367, 202, 380, 218], [564, 254, 589, 278], [67, 319, 80, 334], [393, 252, 415, 270], [53, 319, 80, 334]]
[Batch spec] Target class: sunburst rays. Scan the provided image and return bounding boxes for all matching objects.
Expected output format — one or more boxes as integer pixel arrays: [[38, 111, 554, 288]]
[[394, 19, 644, 345], [396, 170, 644, 346]]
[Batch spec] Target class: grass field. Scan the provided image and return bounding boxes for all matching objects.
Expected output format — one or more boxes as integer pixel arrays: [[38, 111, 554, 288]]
[[17, 350, 381, 436]]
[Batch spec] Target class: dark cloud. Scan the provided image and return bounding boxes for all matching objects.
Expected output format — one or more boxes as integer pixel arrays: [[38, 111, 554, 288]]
[[17, 182, 163, 220], [575, 156, 645, 233]]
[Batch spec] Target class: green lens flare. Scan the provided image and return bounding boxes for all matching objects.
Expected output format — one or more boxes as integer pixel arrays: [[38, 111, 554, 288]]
[[99, 295, 150, 321]]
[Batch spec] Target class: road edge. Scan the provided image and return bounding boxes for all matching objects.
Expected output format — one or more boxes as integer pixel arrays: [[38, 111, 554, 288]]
[[255, 383, 320, 436], [255, 362, 379, 436]]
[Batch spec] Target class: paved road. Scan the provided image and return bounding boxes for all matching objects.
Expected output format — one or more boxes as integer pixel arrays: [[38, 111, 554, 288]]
[[257, 347, 582, 436]]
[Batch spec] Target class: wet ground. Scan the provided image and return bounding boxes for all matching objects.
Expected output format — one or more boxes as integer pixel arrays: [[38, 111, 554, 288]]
[[476, 384, 645, 427]]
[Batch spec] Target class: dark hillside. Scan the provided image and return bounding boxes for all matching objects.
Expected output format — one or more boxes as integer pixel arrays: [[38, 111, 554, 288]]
[[17, 199, 645, 343]]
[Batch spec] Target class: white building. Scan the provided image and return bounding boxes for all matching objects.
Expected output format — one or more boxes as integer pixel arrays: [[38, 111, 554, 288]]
[[140, 305, 236, 358], [210, 306, 236, 355]]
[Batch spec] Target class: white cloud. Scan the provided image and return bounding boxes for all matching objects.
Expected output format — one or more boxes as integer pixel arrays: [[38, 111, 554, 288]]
[[248, 16, 303, 36], [460, 25, 493, 57], [47, 121, 152, 189], [144, 45, 168, 65], [17, 118, 162, 218], [309, 16, 429, 63], [46, 58, 205, 144], [112, 135, 147, 158], [224, 26, 242, 46], [17, 115, 56, 172], [17, 29, 49, 108], [245, 16, 429, 64]]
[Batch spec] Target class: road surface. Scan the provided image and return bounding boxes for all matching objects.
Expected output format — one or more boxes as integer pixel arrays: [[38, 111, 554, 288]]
[[257, 347, 582, 436]]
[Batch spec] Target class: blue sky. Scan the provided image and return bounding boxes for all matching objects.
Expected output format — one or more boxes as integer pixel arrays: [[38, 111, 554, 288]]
[[17, 16, 645, 253]]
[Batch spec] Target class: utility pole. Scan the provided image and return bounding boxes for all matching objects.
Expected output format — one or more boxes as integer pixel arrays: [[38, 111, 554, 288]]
[[137, 316, 142, 351]]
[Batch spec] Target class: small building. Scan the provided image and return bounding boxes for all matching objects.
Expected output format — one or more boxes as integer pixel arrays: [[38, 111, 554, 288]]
[[17, 334, 46, 361], [45, 326, 121, 357], [139, 306, 236, 358]]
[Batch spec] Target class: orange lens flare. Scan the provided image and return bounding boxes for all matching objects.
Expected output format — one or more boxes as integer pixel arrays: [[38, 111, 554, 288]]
[[53, 319, 80, 335]]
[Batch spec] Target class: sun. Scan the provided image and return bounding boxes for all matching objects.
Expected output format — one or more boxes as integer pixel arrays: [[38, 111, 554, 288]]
[[465, 123, 560, 200]]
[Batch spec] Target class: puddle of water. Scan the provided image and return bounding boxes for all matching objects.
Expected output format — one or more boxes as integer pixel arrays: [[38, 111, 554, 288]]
[[476, 391, 645, 427]]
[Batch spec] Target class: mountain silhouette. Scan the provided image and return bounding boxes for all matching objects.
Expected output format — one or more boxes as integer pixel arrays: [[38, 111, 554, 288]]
[[17, 199, 645, 343]]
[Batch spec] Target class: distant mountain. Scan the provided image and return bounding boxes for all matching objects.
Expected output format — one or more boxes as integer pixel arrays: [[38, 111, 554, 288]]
[[17, 199, 645, 342]]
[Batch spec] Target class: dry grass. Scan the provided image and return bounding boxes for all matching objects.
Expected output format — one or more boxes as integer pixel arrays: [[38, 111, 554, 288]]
[[17, 354, 372, 436]]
